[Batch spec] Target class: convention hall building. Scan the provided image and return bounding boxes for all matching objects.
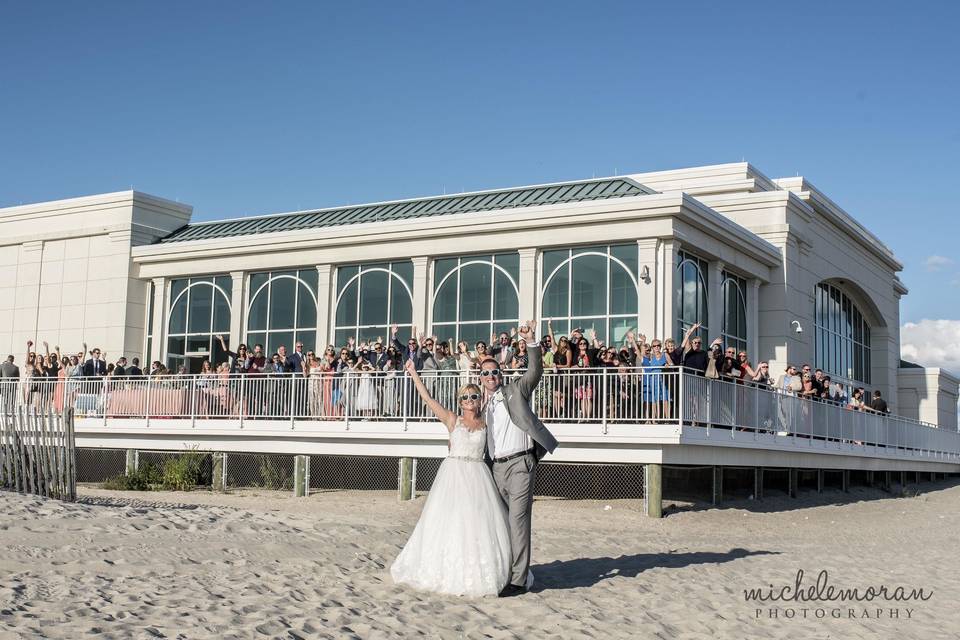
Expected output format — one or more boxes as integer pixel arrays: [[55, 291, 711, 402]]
[[0, 162, 956, 429]]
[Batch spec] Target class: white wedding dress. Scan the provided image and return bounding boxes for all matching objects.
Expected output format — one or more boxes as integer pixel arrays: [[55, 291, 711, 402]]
[[390, 421, 512, 597]]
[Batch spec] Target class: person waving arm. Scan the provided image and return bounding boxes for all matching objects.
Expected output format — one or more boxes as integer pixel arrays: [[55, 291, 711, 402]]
[[404, 359, 457, 432]]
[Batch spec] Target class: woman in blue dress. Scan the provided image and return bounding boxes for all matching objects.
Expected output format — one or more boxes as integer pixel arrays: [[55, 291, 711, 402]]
[[642, 340, 671, 421]]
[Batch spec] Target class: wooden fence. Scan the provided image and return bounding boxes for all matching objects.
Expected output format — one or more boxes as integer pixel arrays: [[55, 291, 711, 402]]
[[0, 407, 76, 501]]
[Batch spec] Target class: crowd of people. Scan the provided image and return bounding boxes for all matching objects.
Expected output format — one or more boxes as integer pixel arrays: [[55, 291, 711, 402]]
[[0, 324, 891, 421]]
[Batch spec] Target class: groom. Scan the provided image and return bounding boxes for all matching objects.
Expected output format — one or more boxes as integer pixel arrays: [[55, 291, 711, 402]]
[[480, 321, 558, 597]]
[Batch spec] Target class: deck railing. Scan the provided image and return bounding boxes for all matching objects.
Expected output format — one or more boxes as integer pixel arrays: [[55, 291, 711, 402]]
[[1, 368, 957, 459]]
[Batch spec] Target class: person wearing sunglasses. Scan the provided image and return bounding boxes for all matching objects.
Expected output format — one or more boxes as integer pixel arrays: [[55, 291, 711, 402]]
[[479, 321, 558, 597], [391, 359, 512, 597]]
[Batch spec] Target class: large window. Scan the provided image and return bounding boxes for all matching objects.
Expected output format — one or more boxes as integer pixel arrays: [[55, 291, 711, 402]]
[[721, 272, 747, 354], [335, 261, 413, 346], [167, 275, 232, 372], [815, 282, 871, 384], [675, 250, 708, 341], [247, 269, 318, 355], [433, 254, 519, 346], [540, 245, 639, 345]]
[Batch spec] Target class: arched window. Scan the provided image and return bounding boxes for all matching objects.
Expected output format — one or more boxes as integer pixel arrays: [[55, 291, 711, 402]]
[[721, 272, 747, 354], [815, 282, 871, 384], [540, 245, 639, 345], [334, 261, 413, 346], [675, 250, 708, 341], [432, 254, 519, 346], [167, 275, 232, 372], [247, 269, 318, 355]]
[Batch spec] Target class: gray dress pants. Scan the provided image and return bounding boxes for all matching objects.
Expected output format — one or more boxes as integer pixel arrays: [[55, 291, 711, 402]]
[[492, 453, 536, 587]]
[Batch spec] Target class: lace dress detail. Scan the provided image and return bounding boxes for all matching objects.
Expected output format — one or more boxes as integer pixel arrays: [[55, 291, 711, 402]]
[[390, 421, 511, 597]]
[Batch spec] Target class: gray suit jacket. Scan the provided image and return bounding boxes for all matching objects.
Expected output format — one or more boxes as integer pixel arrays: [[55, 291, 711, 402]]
[[1, 362, 19, 379], [499, 344, 558, 461]]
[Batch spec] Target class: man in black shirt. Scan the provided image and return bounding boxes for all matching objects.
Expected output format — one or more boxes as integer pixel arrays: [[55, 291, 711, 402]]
[[127, 357, 144, 377], [870, 390, 889, 413]]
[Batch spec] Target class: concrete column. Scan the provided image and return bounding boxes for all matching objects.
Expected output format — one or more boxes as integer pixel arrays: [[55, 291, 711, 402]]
[[411, 257, 429, 335], [125, 449, 138, 475], [711, 466, 723, 505], [293, 454, 310, 497], [398, 457, 415, 501], [788, 468, 798, 498], [518, 248, 537, 323], [315, 264, 334, 347], [707, 261, 724, 342], [645, 463, 662, 518], [754, 467, 764, 501], [212, 453, 226, 492], [636, 239, 658, 337], [228, 271, 245, 350], [657, 239, 679, 340], [748, 279, 760, 360], [149, 277, 167, 365]]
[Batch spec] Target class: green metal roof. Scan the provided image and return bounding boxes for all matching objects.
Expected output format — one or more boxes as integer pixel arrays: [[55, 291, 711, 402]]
[[159, 177, 655, 244]]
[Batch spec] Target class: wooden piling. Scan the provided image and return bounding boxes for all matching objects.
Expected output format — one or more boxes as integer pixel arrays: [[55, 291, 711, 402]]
[[645, 463, 663, 518]]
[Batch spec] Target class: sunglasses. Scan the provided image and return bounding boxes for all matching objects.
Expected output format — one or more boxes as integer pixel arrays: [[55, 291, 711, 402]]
[[459, 393, 481, 401], [479, 369, 501, 377]]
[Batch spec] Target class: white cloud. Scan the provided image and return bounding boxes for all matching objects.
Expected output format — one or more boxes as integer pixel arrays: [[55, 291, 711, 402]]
[[924, 255, 954, 272], [900, 319, 960, 374]]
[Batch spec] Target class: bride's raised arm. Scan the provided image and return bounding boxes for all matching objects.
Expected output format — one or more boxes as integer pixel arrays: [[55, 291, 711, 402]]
[[404, 359, 457, 432]]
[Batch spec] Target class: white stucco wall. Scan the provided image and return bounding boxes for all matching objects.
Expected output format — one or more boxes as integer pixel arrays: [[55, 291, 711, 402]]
[[0, 192, 190, 362], [897, 368, 960, 431]]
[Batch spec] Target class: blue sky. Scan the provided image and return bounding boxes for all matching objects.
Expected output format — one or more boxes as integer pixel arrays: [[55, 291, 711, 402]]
[[2, 1, 957, 327]]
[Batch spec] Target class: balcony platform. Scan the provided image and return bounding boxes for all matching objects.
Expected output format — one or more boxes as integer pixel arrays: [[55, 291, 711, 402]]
[[74, 416, 960, 473]]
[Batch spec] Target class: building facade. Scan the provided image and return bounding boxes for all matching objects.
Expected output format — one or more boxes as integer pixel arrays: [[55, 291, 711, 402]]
[[1, 162, 956, 429]]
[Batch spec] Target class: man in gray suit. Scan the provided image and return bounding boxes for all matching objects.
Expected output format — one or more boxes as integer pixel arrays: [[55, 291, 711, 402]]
[[481, 321, 558, 597], [1, 355, 19, 413]]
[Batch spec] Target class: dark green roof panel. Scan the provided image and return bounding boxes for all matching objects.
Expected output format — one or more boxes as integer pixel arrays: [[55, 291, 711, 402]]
[[159, 177, 654, 244]]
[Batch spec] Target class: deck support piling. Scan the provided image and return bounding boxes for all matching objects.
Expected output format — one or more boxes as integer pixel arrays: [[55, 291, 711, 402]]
[[645, 463, 662, 518], [125, 449, 137, 476], [753, 467, 763, 501], [293, 454, 309, 497], [816, 469, 824, 493], [398, 457, 414, 501], [711, 466, 723, 505], [788, 468, 798, 498], [867, 470, 875, 488], [842, 469, 850, 493], [900, 470, 907, 489], [212, 453, 226, 492]]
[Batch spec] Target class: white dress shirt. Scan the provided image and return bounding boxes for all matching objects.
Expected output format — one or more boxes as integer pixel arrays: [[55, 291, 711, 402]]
[[485, 389, 532, 459]]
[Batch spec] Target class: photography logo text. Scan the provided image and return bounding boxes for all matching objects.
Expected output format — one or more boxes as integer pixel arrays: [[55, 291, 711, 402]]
[[744, 569, 932, 621]]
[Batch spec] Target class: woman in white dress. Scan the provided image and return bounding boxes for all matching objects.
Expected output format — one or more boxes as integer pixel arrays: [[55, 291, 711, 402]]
[[391, 359, 512, 597], [354, 359, 377, 416]]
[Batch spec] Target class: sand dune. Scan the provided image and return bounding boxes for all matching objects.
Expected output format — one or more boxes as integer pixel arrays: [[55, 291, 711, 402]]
[[0, 480, 956, 639]]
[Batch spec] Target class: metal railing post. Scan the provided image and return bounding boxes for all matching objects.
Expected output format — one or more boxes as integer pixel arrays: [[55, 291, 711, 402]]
[[601, 369, 608, 434], [189, 376, 198, 428], [289, 374, 296, 430], [238, 375, 246, 429], [401, 374, 408, 432], [677, 369, 684, 428]]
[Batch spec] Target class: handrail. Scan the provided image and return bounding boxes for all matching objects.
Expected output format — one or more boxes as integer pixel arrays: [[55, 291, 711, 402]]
[[0, 367, 955, 460]]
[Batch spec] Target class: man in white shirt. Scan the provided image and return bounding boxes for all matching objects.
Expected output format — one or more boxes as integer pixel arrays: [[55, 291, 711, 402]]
[[481, 321, 558, 597]]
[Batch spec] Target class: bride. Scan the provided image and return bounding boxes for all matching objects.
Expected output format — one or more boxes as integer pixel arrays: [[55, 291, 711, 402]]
[[390, 359, 512, 597]]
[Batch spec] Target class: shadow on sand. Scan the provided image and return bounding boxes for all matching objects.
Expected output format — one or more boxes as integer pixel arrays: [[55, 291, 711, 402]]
[[531, 548, 779, 590]]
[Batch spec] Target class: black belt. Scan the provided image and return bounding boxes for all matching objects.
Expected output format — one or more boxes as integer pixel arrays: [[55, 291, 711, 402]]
[[493, 448, 535, 464]]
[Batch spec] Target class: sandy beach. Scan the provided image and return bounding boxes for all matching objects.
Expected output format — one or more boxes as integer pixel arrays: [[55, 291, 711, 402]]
[[0, 479, 956, 639]]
